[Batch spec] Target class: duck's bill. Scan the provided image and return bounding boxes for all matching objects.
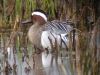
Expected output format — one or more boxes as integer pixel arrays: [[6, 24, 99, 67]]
[[21, 18, 32, 24]]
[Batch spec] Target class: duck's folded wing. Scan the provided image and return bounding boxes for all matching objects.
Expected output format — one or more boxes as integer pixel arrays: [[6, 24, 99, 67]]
[[44, 20, 74, 34], [41, 20, 74, 49]]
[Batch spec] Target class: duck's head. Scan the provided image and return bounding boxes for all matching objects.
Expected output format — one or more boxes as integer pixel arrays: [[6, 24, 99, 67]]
[[22, 9, 47, 25]]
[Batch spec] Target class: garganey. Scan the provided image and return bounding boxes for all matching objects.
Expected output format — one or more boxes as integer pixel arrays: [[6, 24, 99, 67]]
[[22, 9, 74, 68]]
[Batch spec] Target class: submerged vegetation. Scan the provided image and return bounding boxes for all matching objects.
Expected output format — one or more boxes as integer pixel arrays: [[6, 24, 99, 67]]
[[0, 0, 100, 75]]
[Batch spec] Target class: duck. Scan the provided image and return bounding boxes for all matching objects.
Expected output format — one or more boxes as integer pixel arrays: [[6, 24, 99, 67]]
[[21, 9, 74, 69]]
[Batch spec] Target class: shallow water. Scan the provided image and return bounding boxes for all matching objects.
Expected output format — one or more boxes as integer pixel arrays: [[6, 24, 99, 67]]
[[0, 47, 75, 75]]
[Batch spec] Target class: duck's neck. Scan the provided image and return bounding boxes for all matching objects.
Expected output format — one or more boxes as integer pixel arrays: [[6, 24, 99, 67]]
[[33, 22, 40, 27], [32, 22, 44, 29]]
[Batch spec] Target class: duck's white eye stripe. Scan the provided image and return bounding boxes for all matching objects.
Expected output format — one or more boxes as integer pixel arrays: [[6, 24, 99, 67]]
[[32, 12, 47, 22]]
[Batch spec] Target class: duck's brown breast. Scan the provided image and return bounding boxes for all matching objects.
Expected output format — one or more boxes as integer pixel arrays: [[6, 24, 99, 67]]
[[28, 24, 44, 49]]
